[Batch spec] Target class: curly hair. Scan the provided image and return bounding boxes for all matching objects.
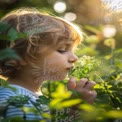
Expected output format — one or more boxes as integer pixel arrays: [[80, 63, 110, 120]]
[[0, 8, 83, 78]]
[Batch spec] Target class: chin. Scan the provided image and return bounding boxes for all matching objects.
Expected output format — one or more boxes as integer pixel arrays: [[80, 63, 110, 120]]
[[49, 74, 67, 81]]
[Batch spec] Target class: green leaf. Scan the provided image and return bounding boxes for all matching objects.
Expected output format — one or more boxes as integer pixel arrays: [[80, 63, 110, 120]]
[[50, 99, 81, 109], [0, 48, 21, 61], [0, 35, 10, 40], [17, 32, 27, 38], [0, 22, 10, 33], [37, 95, 50, 105], [106, 110, 122, 118], [51, 84, 71, 99], [0, 78, 8, 86], [7, 95, 30, 107], [58, 99, 81, 108], [84, 25, 100, 34], [7, 28, 18, 41]]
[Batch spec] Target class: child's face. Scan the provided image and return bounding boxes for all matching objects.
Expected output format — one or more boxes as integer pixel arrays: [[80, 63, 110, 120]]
[[31, 41, 78, 82]]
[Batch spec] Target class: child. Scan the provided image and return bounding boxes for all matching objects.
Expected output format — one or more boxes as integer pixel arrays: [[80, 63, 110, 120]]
[[0, 8, 97, 121]]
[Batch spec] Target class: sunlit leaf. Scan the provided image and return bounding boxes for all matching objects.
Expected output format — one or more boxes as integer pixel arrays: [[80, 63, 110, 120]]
[[51, 84, 71, 99], [58, 99, 81, 108], [106, 110, 122, 118]]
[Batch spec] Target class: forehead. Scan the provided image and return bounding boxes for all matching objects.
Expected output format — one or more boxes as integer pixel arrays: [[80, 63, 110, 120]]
[[57, 40, 74, 46]]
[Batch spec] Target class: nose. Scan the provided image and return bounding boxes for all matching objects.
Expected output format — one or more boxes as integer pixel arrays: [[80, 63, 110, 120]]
[[68, 52, 78, 63]]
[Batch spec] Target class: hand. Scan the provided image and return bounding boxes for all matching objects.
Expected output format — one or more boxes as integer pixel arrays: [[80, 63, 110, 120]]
[[67, 77, 97, 104]]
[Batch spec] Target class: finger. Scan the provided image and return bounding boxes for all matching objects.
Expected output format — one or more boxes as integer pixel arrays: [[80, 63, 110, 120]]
[[87, 90, 97, 104], [67, 77, 76, 90], [76, 78, 89, 89], [84, 81, 96, 90], [80, 90, 97, 104], [83, 81, 89, 88]]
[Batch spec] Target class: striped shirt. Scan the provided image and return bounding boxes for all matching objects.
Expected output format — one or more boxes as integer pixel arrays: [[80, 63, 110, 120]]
[[0, 84, 50, 121]]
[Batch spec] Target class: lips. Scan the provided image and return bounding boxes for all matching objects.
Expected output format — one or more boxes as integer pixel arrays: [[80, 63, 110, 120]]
[[66, 67, 73, 71]]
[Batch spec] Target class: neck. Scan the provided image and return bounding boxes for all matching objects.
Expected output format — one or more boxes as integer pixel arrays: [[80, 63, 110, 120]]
[[8, 77, 43, 95]]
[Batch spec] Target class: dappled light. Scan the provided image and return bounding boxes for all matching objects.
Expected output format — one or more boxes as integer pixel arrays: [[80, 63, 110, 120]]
[[53, 1, 67, 13]]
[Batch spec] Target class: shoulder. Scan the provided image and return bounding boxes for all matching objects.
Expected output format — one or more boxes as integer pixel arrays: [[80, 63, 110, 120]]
[[0, 84, 39, 104], [0, 85, 17, 98], [0, 85, 43, 120], [0, 85, 17, 105]]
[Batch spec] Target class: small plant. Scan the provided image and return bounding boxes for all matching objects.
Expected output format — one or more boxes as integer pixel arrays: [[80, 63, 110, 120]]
[[69, 55, 101, 80]]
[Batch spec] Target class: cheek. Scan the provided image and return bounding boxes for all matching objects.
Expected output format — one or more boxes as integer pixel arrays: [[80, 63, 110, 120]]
[[47, 58, 66, 71], [45, 61, 63, 73], [30, 58, 68, 81], [44, 58, 67, 79]]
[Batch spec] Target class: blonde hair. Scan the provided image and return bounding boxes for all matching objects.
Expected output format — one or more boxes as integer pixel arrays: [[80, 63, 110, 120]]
[[0, 8, 83, 77]]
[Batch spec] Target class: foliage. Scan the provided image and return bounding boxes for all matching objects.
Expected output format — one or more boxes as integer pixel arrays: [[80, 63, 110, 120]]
[[7, 95, 30, 107], [68, 55, 101, 80]]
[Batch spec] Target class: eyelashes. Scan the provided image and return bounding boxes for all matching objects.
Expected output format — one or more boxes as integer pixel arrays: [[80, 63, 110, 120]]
[[57, 43, 73, 54], [57, 50, 66, 53]]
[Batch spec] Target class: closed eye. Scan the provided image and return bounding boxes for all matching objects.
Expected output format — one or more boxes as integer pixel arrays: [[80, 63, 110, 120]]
[[57, 43, 73, 54], [57, 50, 66, 53]]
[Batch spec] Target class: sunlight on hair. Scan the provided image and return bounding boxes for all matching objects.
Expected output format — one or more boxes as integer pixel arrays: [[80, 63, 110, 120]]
[[53, 1, 67, 13]]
